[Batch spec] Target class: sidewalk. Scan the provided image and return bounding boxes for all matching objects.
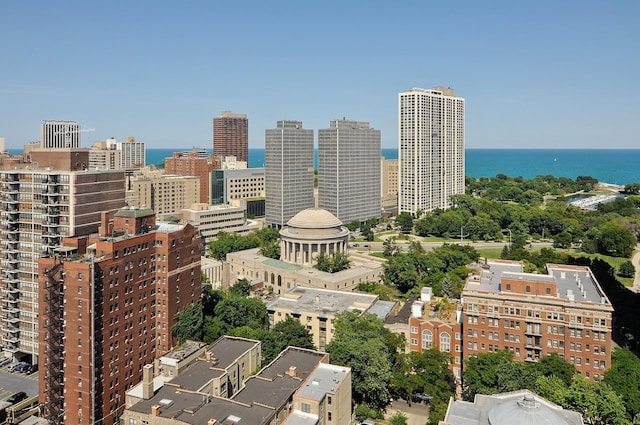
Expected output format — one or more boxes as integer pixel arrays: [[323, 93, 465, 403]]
[[384, 399, 429, 425]]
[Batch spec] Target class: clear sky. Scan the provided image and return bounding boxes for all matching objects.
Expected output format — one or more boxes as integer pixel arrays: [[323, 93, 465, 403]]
[[1, 1, 639, 150]]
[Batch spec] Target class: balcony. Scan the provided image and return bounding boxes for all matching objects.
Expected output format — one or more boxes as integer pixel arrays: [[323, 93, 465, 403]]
[[2, 175, 18, 183], [1, 334, 19, 344]]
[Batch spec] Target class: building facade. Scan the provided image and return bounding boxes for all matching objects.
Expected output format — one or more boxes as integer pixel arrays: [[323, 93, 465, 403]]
[[180, 202, 261, 244], [398, 87, 465, 214], [41, 120, 80, 149], [462, 261, 613, 379], [265, 120, 315, 228], [1, 152, 125, 363], [38, 207, 202, 425], [210, 168, 265, 206], [164, 149, 219, 204], [213, 111, 249, 163], [89, 140, 121, 170], [126, 169, 200, 216], [381, 156, 399, 215], [318, 119, 381, 224], [120, 136, 146, 169]]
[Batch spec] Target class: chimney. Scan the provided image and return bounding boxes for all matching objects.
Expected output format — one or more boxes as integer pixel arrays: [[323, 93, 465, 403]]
[[208, 420, 218, 425], [151, 404, 161, 416], [205, 351, 212, 361], [286, 366, 297, 378], [98, 211, 110, 237], [142, 364, 154, 399]]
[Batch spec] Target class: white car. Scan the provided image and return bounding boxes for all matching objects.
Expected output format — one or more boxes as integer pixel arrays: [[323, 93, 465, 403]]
[[0, 357, 11, 367]]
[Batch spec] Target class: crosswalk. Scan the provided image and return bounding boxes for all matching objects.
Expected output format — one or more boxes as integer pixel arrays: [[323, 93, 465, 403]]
[[0, 387, 13, 401]]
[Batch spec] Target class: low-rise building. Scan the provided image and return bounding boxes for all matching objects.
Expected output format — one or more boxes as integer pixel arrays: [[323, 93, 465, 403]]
[[123, 338, 352, 425], [267, 287, 392, 351], [180, 203, 261, 244], [462, 260, 614, 379]]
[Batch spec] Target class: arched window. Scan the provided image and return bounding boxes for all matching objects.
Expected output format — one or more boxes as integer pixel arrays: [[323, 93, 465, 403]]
[[440, 332, 451, 352], [277, 275, 282, 287], [422, 330, 432, 349]]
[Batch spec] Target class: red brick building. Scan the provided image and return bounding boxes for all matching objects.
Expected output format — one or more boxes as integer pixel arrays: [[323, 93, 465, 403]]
[[462, 260, 613, 380], [164, 149, 220, 204], [38, 207, 201, 425], [213, 111, 248, 163]]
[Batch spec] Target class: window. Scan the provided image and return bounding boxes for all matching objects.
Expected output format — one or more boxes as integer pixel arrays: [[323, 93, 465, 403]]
[[440, 332, 451, 352], [422, 330, 432, 349], [328, 396, 332, 405], [411, 326, 418, 334], [301, 403, 310, 413], [328, 412, 332, 421]]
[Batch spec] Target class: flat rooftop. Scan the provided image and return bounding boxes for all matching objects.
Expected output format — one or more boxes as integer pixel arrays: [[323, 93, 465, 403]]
[[232, 374, 301, 408], [167, 359, 226, 392], [258, 347, 326, 381], [296, 363, 350, 402], [267, 287, 378, 317], [128, 385, 274, 425], [161, 340, 206, 362], [207, 336, 260, 369], [464, 261, 611, 307]]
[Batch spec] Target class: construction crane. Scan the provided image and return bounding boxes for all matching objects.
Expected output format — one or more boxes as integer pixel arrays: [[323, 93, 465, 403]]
[[53, 125, 95, 147]]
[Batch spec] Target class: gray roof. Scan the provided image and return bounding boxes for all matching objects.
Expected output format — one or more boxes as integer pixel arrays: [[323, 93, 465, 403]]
[[282, 411, 319, 425], [464, 261, 611, 308], [232, 375, 301, 408], [296, 363, 349, 401], [258, 347, 326, 381], [207, 336, 260, 369], [162, 340, 207, 361], [167, 359, 226, 392], [444, 390, 584, 425], [366, 300, 396, 321], [267, 287, 378, 317], [128, 385, 275, 425]]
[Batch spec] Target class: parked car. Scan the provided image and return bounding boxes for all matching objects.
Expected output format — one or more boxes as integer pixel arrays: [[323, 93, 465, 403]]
[[17, 363, 31, 373], [0, 357, 11, 367], [8, 362, 26, 372], [411, 393, 433, 403], [6, 392, 27, 404]]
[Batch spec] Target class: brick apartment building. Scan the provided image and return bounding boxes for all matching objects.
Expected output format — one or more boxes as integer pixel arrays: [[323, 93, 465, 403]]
[[38, 206, 202, 425], [462, 260, 614, 379], [213, 111, 248, 163], [164, 149, 220, 204]]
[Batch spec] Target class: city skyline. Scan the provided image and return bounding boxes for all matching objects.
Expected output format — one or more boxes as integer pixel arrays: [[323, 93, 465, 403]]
[[1, 1, 639, 149]]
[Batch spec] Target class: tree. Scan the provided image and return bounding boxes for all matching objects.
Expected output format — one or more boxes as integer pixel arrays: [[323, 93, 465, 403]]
[[624, 183, 640, 195], [552, 231, 573, 249], [383, 254, 419, 293], [213, 295, 268, 334], [389, 412, 408, 425], [262, 316, 315, 364], [463, 351, 515, 400], [229, 278, 252, 297], [382, 237, 399, 257], [395, 212, 414, 234], [596, 223, 636, 257], [258, 239, 280, 259], [618, 260, 636, 278], [326, 312, 402, 410], [313, 251, 351, 273], [537, 352, 576, 387], [605, 348, 640, 420], [170, 302, 204, 344]]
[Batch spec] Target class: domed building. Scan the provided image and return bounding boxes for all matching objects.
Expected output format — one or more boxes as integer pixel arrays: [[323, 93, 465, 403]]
[[442, 390, 584, 425], [279, 208, 350, 266]]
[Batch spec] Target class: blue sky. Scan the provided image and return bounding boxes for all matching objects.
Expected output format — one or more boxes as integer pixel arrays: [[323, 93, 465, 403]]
[[1, 1, 638, 149]]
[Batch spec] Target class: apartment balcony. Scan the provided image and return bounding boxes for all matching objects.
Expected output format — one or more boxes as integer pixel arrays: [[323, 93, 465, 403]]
[[1, 323, 19, 334], [3, 284, 20, 295], [2, 313, 20, 324], [1, 333, 19, 344], [2, 175, 19, 183]]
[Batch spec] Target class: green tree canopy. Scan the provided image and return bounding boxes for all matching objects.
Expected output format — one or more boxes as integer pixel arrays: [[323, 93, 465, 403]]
[[170, 302, 204, 344]]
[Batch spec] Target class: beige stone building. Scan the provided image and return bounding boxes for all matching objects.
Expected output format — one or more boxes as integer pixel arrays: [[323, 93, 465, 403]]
[[89, 140, 121, 170], [180, 202, 261, 244], [267, 286, 392, 351], [126, 168, 200, 216], [226, 208, 384, 293], [381, 156, 398, 215]]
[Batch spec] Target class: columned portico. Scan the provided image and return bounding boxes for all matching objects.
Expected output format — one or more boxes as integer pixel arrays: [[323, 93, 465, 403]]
[[280, 208, 350, 267]]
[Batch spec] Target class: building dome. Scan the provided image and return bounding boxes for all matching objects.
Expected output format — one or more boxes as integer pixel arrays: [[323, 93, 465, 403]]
[[488, 393, 570, 425], [287, 208, 343, 229], [279, 208, 349, 266]]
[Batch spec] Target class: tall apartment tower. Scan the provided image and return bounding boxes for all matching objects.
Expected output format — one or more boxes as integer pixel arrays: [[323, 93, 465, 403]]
[[213, 111, 249, 162], [265, 120, 315, 228], [398, 87, 465, 214], [318, 119, 381, 224], [41, 120, 80, 148], [38, 207, 202, 425], [0, 149, 125, 363], [120, 136, 146, 169]]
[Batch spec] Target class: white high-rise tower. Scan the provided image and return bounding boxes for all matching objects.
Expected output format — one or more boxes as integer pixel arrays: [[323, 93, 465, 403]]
[[398, 87, 465, 214]]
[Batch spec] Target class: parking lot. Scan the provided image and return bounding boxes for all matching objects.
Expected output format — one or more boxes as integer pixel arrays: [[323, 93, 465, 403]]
[[0, 362, 38, 402]]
